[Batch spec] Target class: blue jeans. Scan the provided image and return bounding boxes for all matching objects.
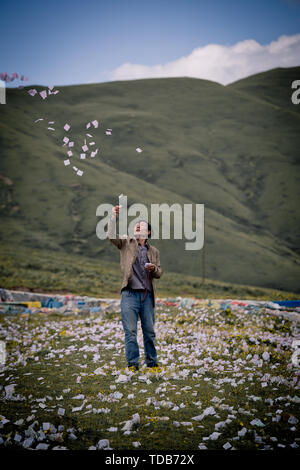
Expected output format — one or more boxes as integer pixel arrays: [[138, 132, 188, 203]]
[[120, 288, 157, 367]]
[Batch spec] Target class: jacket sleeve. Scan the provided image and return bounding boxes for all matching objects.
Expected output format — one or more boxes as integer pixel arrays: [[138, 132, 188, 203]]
[[107, 214, 124, 249], [151, 249, 163, 279]]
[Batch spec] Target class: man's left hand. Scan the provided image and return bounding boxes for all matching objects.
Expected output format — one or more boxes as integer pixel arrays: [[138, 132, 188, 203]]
[[145, 263, 155, 272]]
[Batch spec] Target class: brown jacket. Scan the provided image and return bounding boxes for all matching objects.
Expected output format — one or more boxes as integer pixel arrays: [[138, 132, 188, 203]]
[[107, 214, 162, 304]]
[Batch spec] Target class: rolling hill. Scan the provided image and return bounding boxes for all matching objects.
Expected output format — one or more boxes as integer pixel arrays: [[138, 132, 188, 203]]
[[0, 66, 299, 292]]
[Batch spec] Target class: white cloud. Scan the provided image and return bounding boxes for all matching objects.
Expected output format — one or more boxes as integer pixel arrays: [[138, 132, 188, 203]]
[[110, 34, 300, 85]]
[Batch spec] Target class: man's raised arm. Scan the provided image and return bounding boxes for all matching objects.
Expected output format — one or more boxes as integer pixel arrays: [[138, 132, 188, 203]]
[[107, 205, 124, 249]]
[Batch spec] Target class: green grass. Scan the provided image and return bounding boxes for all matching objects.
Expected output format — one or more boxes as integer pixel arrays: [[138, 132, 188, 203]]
[[0, 304, 299, 450], [228, 66, 300, 112], [0, 67, 300, 293], [0, 242, 299, 300]]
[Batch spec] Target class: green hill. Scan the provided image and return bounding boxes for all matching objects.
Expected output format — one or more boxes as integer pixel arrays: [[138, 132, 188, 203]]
[[2, 242, 298, 300], [0, 67, 299, 293], [228, 66, 300, 112]]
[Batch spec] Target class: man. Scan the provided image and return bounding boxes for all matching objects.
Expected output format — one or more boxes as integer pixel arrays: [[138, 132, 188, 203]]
[[107, 205, 162, 371]]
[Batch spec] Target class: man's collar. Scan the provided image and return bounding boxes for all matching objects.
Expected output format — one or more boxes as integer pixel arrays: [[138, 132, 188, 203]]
[[137, 239, 150, 248]]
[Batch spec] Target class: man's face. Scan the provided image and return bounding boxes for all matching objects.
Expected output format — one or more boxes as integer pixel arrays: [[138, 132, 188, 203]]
[[134, 221, 149, 238]]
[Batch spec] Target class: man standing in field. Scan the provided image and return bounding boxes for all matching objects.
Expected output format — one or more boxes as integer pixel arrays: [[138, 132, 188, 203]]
[[107, 205, 163, 371]]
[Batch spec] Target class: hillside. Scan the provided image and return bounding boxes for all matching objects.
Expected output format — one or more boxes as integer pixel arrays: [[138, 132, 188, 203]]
[[0, 67, 299, 292], [1, 242, 299, 300], [228, 66, 300, 112]]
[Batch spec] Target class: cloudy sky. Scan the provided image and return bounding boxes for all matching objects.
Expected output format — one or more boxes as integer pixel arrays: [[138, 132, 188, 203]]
[[1, 0, 300, 87]]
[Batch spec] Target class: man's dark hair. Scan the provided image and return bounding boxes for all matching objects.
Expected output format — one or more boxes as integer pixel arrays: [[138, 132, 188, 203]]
[[138, 219, 152, 238]]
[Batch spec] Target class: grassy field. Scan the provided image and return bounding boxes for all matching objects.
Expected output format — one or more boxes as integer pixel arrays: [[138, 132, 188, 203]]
[[0, 303, 299, 450], [0, 67, 300, 292], [1, 242, 299, 300]]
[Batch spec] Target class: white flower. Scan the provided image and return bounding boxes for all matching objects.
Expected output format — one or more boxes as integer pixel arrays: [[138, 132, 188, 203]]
[[133, 441, 141, 447], [223, 442, 231, 450], [250, 418, 265, 427], [116, 374, 130, 383], [97, 439, 110, 449]]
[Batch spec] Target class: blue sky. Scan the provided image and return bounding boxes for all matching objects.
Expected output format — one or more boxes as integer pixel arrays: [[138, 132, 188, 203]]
[[1, 0, 300, 86]]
